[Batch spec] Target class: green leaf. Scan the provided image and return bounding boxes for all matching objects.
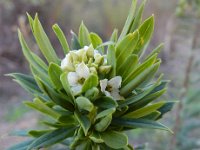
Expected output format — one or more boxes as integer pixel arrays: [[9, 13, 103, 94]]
[[75, 97, 94, 112], [116, 31, 139, 69], [110, 29, 118, 43], [157, 101, 177, 119], [119, 77, 162, 108], [94, 96, 118, 109], [33, 15, 59, 64], [85, 87, 99, 102], [60, 72, 74, 102], [82, 74, 98, 93], [96, 41, 115, 50], [124, 101, 165, 118], [112, 118, 172, 133], [30, 65, 52, 87], [120, 62, 160, 97], [7, 139, 34, 150], [89, 131, 104, 143], [18, 30, 48, 73], [79, 22, 91, 47], [141, 111, 161, 120], [117, 54, 138, 79], [95, 114, 112, 132], [48, 63, 63, 90], [129, 0, 146, 32], [57, 115, 77, 125], [52, 24, 70, 54], [6, 73, 41, 95], [27, 127, 76, 150], [133, 15, 154, 56], [122, 53, 158, 85], [90, 32, 103, 53], [34, 76, 74, 111], [29, 130, 53, 138], [145, 43, 164, 60], [24, 98, 61, 119], [131, 88, 167, 110], [107, 45, 116, 78], [96, 108, 116, 119], [118, 0, 137, 41], [27, 13, 34, 32], [74, 112, 91, 136], [71, 30, 81, 49], [31, 52, 48, 70], [101, 131, 128, 149]]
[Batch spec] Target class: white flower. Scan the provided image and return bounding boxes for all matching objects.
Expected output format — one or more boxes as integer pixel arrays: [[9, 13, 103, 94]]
[[68, 62, 90, 95], [100, 76, 124, 100], [61, 53, 74, 71]]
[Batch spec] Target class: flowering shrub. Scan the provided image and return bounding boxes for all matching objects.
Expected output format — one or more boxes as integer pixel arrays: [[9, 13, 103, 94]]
[[8, 0, 175, 149]]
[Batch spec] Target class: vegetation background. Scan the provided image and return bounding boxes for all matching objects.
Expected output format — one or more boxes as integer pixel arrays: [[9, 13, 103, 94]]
[[0, 0, 199, 149]]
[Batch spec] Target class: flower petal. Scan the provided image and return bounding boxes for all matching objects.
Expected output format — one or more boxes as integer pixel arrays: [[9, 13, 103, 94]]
[[110, 89, 124, 100], [67, 72, 79, 86], [100, 79, 108, 93], [83, 46, 89, 51], [71, 84, 82, 96], [61, 54, 74, 71], [76, 62, 90, 79], [108, 76, 122, 89]]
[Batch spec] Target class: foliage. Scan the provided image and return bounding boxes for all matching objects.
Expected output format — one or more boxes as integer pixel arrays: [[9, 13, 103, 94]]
[[7, 0, 175, 149]]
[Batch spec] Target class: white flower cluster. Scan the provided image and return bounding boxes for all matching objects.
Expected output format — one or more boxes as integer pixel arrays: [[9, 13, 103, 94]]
[[61, 45, 124, 100]]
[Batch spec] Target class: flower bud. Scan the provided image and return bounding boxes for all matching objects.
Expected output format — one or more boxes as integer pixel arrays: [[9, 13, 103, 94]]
[[99, 65, 112, 74]]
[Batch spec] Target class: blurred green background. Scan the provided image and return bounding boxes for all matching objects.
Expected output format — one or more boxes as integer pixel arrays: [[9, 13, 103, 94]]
[[0, 0, 200, 149]]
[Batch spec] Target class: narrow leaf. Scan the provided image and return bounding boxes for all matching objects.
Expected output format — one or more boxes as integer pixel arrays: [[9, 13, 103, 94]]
[[33, 15, 59, 64], [53, 24, 70, 54], [79, 22, 91, 47], [48, 63, 63, 89]]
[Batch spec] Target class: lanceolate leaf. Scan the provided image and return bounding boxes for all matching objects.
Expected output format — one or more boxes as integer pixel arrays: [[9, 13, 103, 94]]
[[118, 0, 137, 41], [79, 22, 91, 47], [75, 112, 91, 136], [107, 45, 116, 78], [90, 32, 103, 52], [27, 127, 76, 150], [53, 24, 70, 54], [18, 30, 48, 73], [122, 53, 158, 85], [24, 98, 61, 120], [33, 15, 60, 64], [133, 15, 154, 56], [34, 76, 74, 111], [101, 131, 128, 149], [117, 54, 138, 79], [7, 73, 41, 95], [48, 63, 63, 90], [120, 62, 160, 97], [128, 0, 146, 32], [71, 30, 81, 49], [116, 31, 139, 68], [123, 101, 165, 118], [129, 88, 167, 111], [112, 118, 172, 133], [60, 72, 74, 102], [8, 139, 34, 150]]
